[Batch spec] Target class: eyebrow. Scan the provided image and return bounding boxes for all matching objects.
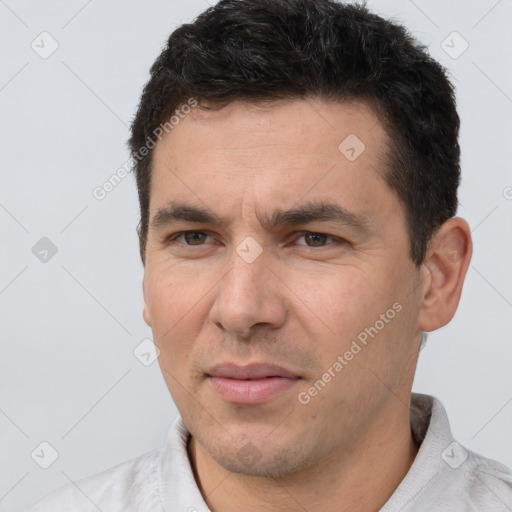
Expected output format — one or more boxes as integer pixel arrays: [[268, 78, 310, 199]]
[[150, 200, 372, 234]]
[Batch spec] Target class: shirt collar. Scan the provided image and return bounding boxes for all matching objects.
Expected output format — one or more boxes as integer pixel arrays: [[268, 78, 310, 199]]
[[380, 392, 457, 511]]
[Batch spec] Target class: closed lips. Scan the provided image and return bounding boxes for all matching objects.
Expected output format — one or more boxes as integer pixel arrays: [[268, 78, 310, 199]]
[[207, 363, 301, 380]]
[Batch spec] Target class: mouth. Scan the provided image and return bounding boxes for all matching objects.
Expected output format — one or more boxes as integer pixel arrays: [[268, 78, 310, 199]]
[[207, 363, 302, 405]]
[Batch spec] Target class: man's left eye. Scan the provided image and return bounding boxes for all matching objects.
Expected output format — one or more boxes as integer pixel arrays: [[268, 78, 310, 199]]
[[294, 232, 338, 247]]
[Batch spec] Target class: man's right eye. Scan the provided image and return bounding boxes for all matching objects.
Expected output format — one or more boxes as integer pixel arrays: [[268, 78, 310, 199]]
[[169, 231, 212, 246]]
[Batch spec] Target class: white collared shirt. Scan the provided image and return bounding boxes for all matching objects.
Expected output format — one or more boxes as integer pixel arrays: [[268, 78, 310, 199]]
[[29, 393, 512, 511]]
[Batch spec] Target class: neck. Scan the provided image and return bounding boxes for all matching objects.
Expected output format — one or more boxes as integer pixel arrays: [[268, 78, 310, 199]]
[[187, 398, 419, 512]]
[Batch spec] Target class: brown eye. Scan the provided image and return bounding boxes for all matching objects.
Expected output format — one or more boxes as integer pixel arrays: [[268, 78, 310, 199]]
[[169, 231, 211, 246], [183, 232, 208, 245], [293, 232, 337, 247], [303, 233, 329, 246]]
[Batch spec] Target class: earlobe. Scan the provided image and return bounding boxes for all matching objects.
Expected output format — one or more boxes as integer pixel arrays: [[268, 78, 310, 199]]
[[417, 217, 472, 332], [143, 305, 152, 327]]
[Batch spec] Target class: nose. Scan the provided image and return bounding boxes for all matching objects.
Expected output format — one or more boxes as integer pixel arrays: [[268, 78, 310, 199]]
[[208, 248, 287, 339]]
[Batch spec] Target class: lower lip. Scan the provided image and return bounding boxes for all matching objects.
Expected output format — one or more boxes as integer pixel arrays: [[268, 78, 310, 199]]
[[209, 376, 300, 405]]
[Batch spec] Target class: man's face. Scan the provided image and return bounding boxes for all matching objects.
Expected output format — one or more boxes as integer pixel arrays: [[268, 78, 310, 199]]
[[144, 98, 425, 477]]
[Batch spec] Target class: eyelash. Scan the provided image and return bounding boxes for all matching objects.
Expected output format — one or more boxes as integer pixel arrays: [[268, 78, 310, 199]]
[[167, 231, 344, 248]]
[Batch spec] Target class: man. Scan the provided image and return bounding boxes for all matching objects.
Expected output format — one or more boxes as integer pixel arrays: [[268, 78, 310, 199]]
[[30, 0, 512, 510]]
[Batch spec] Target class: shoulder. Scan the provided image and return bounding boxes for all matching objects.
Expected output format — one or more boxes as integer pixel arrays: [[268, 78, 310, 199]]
[[419, 436, 512, 510], [28, 447, 165, 512], [386, 394, 512, 511], [450, 449, 512, 510]]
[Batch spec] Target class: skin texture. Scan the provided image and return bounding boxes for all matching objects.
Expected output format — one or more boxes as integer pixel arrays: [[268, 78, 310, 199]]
[[142, 98, 472, 512]]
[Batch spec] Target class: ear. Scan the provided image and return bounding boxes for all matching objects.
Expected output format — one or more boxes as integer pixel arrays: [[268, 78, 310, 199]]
[[417, 217, 472, 332], [142, 272, 152, 327]]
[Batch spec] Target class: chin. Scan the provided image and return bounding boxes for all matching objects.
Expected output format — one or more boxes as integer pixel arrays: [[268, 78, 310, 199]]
[[202, 431, 317, 479]]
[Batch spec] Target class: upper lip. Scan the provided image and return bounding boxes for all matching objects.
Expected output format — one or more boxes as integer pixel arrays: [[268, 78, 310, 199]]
[[207, 363, 301, 380]]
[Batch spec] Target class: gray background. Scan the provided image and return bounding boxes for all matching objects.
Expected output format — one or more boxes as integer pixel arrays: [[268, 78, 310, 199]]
[[1, 0, 511, 510]]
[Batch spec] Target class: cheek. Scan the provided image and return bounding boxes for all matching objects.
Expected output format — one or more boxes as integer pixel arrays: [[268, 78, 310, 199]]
[[289, 263, 413, 391], [286, 265, 387, 341], [148, 264, 202, 316], [146, 269, 211, 354], [148, 271, 208, 402]]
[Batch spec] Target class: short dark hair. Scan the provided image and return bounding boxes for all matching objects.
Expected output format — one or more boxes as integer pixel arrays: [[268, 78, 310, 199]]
[[129, 0, 460, 266]]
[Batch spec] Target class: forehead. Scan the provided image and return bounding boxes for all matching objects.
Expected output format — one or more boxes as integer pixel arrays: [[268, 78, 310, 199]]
[[172, 98, 385, 152], [149, 98, 400, 229]]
